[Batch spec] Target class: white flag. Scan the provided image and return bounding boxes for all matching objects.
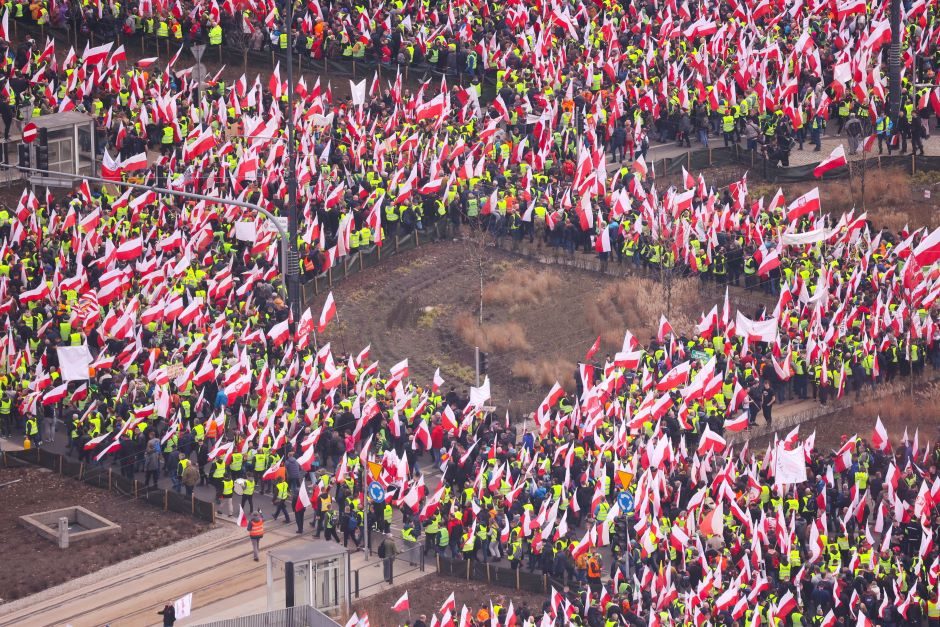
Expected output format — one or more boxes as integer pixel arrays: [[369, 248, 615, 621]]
[[349, 79, 367, 107], [174, 593, 193, 619]]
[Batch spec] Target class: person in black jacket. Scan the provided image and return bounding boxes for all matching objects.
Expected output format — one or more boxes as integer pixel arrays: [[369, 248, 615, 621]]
[[158, 603, 176, 626]]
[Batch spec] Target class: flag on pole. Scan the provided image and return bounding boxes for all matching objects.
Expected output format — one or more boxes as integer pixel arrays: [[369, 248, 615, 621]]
[[392, 592, 410, 612], [813, 144, 848, 178]]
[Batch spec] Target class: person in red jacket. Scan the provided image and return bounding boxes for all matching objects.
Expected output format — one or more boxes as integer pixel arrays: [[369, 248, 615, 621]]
[[430, 415, 445, 466]]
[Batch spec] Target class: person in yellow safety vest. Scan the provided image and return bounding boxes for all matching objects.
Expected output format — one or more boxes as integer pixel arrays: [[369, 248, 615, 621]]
[[161, 124, 175, 155], [209, 23, 223, 46], [0, 393, 12, 437], [382, 501, 393, 533], [211, 457, 226, 501], [221, 473, 235, 517], [230, 451, 244, 477], [25, 415, 39, 446], [437, 524, 450, 556], [927, 594, 939, 626], [722, 113, 736, 147], [273, 478, 292, 523]]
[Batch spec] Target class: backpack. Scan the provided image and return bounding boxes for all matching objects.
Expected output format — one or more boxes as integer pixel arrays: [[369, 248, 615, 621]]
[[378, 542, 387, 558], [346, 515, 359, 532]]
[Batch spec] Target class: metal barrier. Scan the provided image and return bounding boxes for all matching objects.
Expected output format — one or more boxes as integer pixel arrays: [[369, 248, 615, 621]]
[[434, 555, 550, 594], [192, 605, 339, 627], [302, 224, 455, 304], [351, 544, 425, 599]]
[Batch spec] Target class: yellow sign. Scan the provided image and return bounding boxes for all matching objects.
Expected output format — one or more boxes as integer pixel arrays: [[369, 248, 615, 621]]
[[616, 470, 634, 489], [368, 461, 383, 481]]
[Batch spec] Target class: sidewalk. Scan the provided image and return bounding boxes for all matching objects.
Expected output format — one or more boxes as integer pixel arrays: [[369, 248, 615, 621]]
[[0, 512, 428, 627]]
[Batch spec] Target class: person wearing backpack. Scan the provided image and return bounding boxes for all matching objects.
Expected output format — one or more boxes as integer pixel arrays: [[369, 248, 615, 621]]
[[341, 506, 361, 548]]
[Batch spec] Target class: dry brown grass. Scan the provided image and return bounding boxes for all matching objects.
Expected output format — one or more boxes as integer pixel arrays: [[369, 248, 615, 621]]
[[483, 268, 562, 308], [780, 167, 940, 229], [810, 381, 940, 449], [511, 358, 576, 389], [585, 276, 700, 346], [453, 312, 531, 352]]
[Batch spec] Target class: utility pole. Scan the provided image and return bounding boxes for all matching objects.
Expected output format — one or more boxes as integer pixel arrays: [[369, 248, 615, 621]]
[[888, 0, 902, 126], [284, 0, 302, 320]]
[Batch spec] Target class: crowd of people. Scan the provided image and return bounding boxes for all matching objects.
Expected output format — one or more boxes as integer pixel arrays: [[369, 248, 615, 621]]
[[0, 0, 939, 624]]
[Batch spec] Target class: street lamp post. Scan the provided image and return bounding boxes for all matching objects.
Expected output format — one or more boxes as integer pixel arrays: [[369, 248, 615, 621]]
[[284, 0, 302, 321], [888, 0, 902, 127], [11, 165, 295, 303]]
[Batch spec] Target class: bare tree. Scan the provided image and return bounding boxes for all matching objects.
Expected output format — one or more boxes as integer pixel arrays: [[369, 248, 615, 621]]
[[223, 14, 254, 75], [460, 197, 499, 325]]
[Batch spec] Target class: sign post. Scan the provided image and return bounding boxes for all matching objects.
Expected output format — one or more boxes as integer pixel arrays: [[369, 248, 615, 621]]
[[618, 491, 635, 579], [22, 123, 37, 143]]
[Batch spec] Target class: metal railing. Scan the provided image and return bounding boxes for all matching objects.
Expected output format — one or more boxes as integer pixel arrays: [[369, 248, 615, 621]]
[[193, 605, 339, 627]]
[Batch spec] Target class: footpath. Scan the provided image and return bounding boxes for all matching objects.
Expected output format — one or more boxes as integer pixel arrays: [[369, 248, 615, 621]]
[[0, 510, 426, 627]]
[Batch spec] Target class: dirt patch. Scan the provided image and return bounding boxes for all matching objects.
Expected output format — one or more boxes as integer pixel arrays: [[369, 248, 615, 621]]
[[744, 380, 940, 452], [453, 313, 532, 353], [349, 574, 547, 627], [746, 166, 940, 230], [0, 465, 210, 603], [312, 241, 723, 412]]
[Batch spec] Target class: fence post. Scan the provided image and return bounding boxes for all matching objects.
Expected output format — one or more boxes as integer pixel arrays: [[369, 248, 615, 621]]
[[516, 567, 520, 589], [192, 494, 196, 515], [466, 558, 471, 580], [164, 490, 168, 511], [79, 462, 84, 480], [58, 454, 63, 474], [108, 468, 112, 491], [134, 479, 138, 498]]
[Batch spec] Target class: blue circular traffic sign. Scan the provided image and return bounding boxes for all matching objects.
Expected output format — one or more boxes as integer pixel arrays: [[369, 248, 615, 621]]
[[618, 491, 635, 513], [368, 481, 386, 503]]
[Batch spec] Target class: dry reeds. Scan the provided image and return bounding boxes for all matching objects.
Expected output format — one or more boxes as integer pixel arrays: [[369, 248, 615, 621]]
[[483, 268, 562, 308], [511, 358, 576, 389], [453, 312, 531, 352], [585, 276, 699, 343]]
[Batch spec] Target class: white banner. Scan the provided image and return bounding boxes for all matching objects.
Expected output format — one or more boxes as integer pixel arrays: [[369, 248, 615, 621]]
[[469, 376, 491, 408], [310, 112, 334, 128], [781, 228, 831, 246], [735, 311, 778, 343], [234, 221, 257, 242], [774, 445, 808, 485], [57, 345, 92, 381]]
